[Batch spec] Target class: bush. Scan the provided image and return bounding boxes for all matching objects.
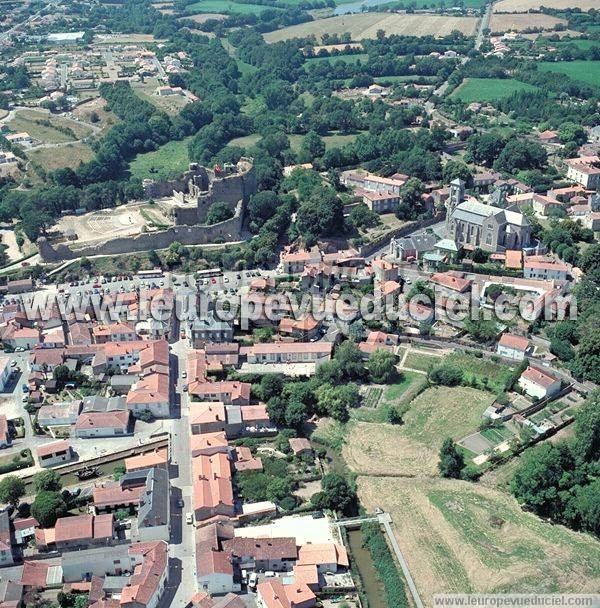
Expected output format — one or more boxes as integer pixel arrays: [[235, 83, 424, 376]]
[[428, 363, 463, 386], [361, 522, 409, 608]]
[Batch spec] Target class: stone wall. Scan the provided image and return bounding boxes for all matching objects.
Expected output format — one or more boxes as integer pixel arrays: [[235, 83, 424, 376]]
[[38, 201, 244, 262]]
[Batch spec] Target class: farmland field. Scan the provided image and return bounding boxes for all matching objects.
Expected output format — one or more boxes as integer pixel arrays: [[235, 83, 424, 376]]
[[403, 350, 440, 371], [538, 60, 600, 88], [450, 77, 540, 102], [264, 13, 478, 43], [342, 386, 495, 476], [489, 12, 567, 32], [537, 37, 599, 50], [358, 477, 600, 605], [128, 137, 192, 181], [494, 0, 598, 11]]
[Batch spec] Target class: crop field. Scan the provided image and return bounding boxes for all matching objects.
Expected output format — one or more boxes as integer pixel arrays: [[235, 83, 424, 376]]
[[26, 142, 95, 171], [342, 387, 495, 476], [537, 37, 599, 50], [538, 60, 600, 88], [493, 0, 598, 11], [6, 109, 95, 144], [489, 12, 567, 32], [450, 77, 540, 102], [264, 13, 478, 43], [183, 12, 227, 22], [358, 477, 600, 605], [128, 137, 192, 181]]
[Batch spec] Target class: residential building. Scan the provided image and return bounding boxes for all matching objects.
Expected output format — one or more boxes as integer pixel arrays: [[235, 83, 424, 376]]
[[74, 411, 131, 438], [126, 372, 170, 418], [37, 401, 81, 427], [36, 440, 74, 467], [188, 311, 234, 347], [523, 259, 569, 281], [389, 233, 437, 261], [244, 343, 332, 365], [0, 356, 11, 392], [0, 511, 15, 566], [222, 537, 298, 571], [496, 333, 531, 361], [125, 448, 169, 473], [192, 452, 234, 522], [188, 381, 251, 405], [50, 514, 114, 551], [372, 258, 398, 282], [257, 579, 316, 608], [297, 543, 349, 572], [518, 366, 561, 399], [121, 541, 169, 608], [566, 155, 600, 189], [196, 524, 238, 595]]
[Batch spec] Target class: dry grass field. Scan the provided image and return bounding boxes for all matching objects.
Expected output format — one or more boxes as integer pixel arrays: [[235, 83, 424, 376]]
[[264, 13, 478, 43], [489, 12, 567, 32], [342, 386, 495, 477], [26, 142, 95, 171], [494, 0, 598, 11], [358, 477, 600, 604]]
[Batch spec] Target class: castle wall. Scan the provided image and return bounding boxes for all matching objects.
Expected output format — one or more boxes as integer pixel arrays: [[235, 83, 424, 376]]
[[38, 202, 244, 262]]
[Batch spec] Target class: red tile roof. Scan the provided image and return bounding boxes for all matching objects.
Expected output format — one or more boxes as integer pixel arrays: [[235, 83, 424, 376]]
[[498, 333, 529, 352], [520, 366, 558, 389], [121, 541, 168, 607], [36, 440, 70, 458]]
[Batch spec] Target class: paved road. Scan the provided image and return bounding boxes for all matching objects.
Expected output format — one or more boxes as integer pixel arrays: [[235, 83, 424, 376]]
[[163, 336, 197, 608]]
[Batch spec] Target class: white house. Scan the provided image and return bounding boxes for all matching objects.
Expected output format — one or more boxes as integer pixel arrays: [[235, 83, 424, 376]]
[[36, 440, 74, 467], [496, 333, 531, 361], [0, 357, 11, 393], [523, 260, 569, 281], [518, 366, 561, 399]]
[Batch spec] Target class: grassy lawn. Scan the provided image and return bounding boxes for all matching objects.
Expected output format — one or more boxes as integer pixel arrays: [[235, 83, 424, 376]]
[[538, 37, 600, 50], [304, 53, 369, 65], [401, 386, 494, 447], [310, 418, 348, 453], [6, 109, 94, 144], [538, 60, 600, 88], [403, 351, 440, 372], [187, 0, 281, 13], [128, 136, 192, 181], [26, 142, 95, 171], [357, 476, 600, 605], [446, 352, 515, 393], [227, 133, 262, 150], [450, 77, 540, 103]]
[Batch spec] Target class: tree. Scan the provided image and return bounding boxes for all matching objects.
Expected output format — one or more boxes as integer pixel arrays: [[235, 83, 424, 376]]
[[300, 130, 325, 160], [368, 349, 398, 384], [312, 473, 355, 512], [464, 318, 499, 342], [509, 443, 569, 518], [571, 389, 600, 463], [296, 186, 344, 244], [266, 396, 286, 427], [315, 383, 359, 422], [315, 360, 343, 384], [438, 438, 465, 479], [466, 132, 504, 167], [397, 177, 425, 220], [573, 480, 600, 535], [206, 202, 234, 225], [559, 122, 586, 146], [266, 477, 293, 503], [285, 400, 309, 428], [442, 160, 472, 186], [349, 204, 379, 230], [429, 363, 463, 386], [259, 374, 284, 402], [31, 490, 67, 527], [493, 138, 547, 173], [0, 475, 25, 506], [33, 470, 62, 493], [334, 341, 367, 381], [247, 191, 280, 229]]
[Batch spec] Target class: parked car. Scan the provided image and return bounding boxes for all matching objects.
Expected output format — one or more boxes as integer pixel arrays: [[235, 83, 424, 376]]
[[185, 513, 193, 524]]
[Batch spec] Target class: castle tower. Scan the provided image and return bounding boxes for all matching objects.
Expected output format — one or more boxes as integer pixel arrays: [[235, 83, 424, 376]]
[[446, 178, 465, 228]]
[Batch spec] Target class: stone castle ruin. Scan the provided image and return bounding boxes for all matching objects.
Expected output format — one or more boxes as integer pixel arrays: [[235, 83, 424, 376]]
[[38, 158, 257, 262]]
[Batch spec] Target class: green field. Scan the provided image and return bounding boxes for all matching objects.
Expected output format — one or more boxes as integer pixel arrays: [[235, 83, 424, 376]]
[[538, 60, 600, 88], [446, 352, 515, 393], [450, 77, 540, 103], [403, 351, 440, 372], [186, 0, 281, 13], [128, 136, 191, 181], [538, 37, 600, 51], [305, 52, 369, 65]]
